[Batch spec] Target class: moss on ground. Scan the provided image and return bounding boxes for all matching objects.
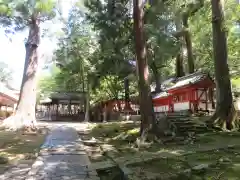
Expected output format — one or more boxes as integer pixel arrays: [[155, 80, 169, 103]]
[[81, 120, 240, 179], [0, 129, 47, 174]]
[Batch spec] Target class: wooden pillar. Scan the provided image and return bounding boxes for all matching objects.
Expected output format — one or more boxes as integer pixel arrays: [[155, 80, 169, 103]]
[[103, 104, 107, 122], [124, 78, 131, 111], [205, 89, 208, 111], [56, 103, 59, 117], [48, 105, 50, 120], [68, 100, 71, 115], [209, 88, 215, 109]]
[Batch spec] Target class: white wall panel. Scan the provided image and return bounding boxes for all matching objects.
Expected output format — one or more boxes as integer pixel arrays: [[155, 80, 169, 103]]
[[174, 102, 189, 111]]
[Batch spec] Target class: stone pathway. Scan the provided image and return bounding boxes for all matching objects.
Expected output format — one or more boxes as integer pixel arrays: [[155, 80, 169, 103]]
[[0, 163, 32, 180], [24, 126, 99, 180]]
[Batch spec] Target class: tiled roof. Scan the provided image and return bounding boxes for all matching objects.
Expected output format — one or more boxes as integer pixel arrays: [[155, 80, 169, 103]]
[[153, 72, 212, 99], [0, 82, 19, 101], [152, 92, 169, 99], [166, 72, 208, 90], [49, 92, 85, 101]]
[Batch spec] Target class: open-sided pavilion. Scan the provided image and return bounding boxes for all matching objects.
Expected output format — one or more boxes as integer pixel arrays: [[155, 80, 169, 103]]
[[38, 91, 86, 121]]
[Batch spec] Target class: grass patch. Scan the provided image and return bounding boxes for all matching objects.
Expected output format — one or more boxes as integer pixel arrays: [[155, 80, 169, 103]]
[[127, 157, 189, 179], [126, 148, 240, 179], [0, 128, 47, 174], [82, 121, 140, 163], [81, 120, 240, 179], [184, 148, 240, 179], [89, 122, 140, 141]]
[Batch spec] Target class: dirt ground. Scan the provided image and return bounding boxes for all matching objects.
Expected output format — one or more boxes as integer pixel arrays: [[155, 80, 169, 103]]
[[0, 127, 48, 174]]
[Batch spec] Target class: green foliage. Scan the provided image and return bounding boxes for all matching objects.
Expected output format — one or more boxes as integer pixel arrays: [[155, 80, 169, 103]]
[[189, 0, 240, 77], [53, 5, 98, 93], [35, 0, 240, 105], [0, 61, 12, 83], [0, 0, 57, 32], [232, 78, 240, 92], [84, 0, 135, 78], [91, 75, 124, 102], [37, 65, 60, 98]]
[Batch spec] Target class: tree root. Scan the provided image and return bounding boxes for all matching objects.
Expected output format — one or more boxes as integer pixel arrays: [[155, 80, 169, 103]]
[[207, 106, 239, 131], [1, 113, 37, 131]]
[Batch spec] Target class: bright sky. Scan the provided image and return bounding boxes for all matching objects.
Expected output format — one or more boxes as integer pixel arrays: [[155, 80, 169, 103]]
[[0, 0, 74, 90]]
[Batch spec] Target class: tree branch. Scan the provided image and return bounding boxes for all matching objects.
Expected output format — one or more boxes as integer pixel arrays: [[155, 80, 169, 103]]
[[182, 0, 204, 18], [172, 0, 204, 38], [172, 28, 188, 38]]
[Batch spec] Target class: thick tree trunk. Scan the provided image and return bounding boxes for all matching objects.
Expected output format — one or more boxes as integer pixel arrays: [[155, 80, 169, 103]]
[[84, 79, 90, 122], [3, 15, 40, 130], [174, 0, 204, 75], [150, 62, 161, 93], [133, 0, 156, 138], [81, 61, 86, 113], [209, 0, 238, 130], [175, 50, 185, 77], [175, 21, 185, 78], [182, 15, 194, 74]]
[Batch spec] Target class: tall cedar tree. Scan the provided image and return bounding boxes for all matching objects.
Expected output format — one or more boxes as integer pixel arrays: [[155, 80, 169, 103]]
[[2, 0, 55, 130], [133, 0, 156, 137], [209, 0, 238, 129]]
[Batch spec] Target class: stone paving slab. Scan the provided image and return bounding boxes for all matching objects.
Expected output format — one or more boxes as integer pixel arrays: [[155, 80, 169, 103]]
[[25, 126, 99, 180], [0, 165, 31, 180]]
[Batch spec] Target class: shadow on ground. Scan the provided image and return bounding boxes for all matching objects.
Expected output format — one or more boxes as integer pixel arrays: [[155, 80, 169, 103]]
[[80, 121, 240, 180], [0, 127, 48, 180], [24, 126, 99, 180]]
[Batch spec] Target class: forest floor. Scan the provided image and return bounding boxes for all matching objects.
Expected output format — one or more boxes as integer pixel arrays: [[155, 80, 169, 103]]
[[0, 127, 48, 176], [79, 121, 240, 180]]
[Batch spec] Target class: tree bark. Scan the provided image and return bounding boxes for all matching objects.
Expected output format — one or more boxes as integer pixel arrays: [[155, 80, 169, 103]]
[[175, 20, 185, 78], [150, 62, 161, 92], [133, 0, 156, 138], [209, 0, 238, 130], [174, 0, 204, 75], [3, 15, 40, 130], [84, 78, 90, 122], [175, 52, 185, 78], [182, 15, 194, 74]]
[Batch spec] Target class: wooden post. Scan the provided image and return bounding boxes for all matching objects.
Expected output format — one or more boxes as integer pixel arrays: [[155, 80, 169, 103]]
[[209, 88, 215, 109], [56, 103, 59, 117], [103, 104, 107, 122], [205, 89, 208, 111], [124, 78, 131, 111], [68, 100, 71, 115]]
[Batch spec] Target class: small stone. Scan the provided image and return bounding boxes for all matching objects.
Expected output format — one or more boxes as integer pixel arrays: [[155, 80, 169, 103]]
[[192, 164, 209, 170], [183, 169, 191, 174], [219, 157, 231, 163]]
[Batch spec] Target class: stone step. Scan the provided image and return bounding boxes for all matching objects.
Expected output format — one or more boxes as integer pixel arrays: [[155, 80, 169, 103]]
[[169, 121, 195, 125], [166, 116, 190, 119], [177, 127, 208, 132], [167, 118, 192, 121], [169, 121, 208, 135], [163, 115, 208, 136]]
